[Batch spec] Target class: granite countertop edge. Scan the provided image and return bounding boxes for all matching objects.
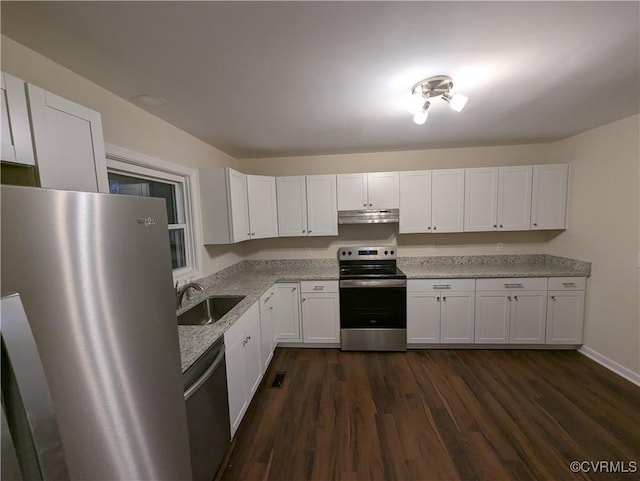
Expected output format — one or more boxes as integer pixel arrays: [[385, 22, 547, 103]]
[[178, 255, 591, 372]]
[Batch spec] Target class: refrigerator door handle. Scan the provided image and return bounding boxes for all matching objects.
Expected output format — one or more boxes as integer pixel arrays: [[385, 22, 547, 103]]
[[1, 294, 70, 480]]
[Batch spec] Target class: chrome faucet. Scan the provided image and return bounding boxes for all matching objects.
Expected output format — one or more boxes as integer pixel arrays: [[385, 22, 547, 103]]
[[176, 282, 205, 308]]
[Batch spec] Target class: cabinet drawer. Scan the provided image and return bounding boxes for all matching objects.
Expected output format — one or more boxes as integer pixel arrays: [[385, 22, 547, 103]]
[[407, 279, 475, 292], [300, 280, 339, 293], [547, 277, 586, 291], [476, 278, 547, 291]]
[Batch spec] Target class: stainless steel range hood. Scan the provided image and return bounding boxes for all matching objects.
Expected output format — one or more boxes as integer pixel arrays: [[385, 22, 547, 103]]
[[338, 209, 399, 224]]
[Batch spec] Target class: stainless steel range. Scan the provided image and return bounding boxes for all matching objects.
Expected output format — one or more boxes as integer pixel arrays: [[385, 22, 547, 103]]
[[338, 246, 407, 351]]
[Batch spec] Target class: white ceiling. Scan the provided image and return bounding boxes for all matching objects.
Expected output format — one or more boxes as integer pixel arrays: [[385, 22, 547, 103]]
[[2, 1, 639, 159]]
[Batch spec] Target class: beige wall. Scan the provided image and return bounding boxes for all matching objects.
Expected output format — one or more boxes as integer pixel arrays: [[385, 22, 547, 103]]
[[240, 143, 555, 259], [1, 36, 241, 275], [547, 114, 640, 377]]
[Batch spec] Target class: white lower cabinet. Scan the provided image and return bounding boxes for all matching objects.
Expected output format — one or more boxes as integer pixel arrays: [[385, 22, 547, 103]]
[[224, 302, 262, 438], [259, 287, 276, 372], [274, 283, 301, 341], [300, 281, 340, 344], [407, 280, 475, 344], [546, 277, 585, 344], [475, 278, 547, 344]]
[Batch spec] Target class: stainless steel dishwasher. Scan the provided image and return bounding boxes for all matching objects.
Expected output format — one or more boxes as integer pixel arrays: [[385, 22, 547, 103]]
[[183, 336, 230, 481]]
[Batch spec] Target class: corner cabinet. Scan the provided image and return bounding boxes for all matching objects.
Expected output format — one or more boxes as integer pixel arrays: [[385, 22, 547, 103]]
[[224, 302, 263, 438], [200, 168, 278, 244], [1, 72, 35, 166], [300, 281, 340, 344], [531, 164, 568, 230], [276, 175, 337, 237]]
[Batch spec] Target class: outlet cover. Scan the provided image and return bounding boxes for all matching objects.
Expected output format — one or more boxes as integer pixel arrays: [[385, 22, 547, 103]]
[[305, 248, 312, 257], [496, 243, 504, 251], [427, 245, 436, 253]]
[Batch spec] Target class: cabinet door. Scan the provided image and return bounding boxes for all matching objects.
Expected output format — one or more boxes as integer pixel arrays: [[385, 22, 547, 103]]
[[367, 172, 399, 209], [431, 169, 464, 233], [274, 283, 301, 341], [510, 291, 547, 343], [531, 164, 568, 230], [546, 291, 584, 344], [276, 176, 307, 237], [407, 292, 440, 344], [475, 291, 510, 343], [301, 292, 340, 343], [464, 168, 498, 232], [259, 290, 276, 371], [27, 84, 108, 192], [247, 175, 278, 239], [1, 72, 34, 165], [440, 291, 475, 343], [399, 171, 432, 233], [337, 173, 368, 210], [306, 175, 338, 236], [497, 166, 532, 231], [244, 304, 263, 397], [224, 334, 248, 438], [228, 169, 250, 242]]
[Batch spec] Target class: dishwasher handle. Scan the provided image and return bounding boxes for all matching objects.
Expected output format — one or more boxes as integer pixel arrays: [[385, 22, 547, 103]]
[[184, 347, 225, 401]]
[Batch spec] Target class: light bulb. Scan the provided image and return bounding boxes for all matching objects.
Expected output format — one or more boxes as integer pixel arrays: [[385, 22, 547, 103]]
[[448, 93, 468, 112], [408, 90, 425, 114], [413, 101, 430, 125]]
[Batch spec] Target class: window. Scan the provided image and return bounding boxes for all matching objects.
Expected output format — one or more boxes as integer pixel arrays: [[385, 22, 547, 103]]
[[105, 144, 202, 283]]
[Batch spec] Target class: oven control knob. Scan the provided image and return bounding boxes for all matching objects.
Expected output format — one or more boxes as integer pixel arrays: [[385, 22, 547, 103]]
[[384, 250, 388, 255], [341, 251, 345, 256], [348, 251, 352, 256], [391, 250, 395, 255]]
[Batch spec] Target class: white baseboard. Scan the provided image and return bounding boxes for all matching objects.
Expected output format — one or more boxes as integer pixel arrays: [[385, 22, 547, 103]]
[[579, 345, 640, 387]]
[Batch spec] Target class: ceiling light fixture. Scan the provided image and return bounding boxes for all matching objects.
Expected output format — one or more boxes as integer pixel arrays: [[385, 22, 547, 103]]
[[410, 75, 468, 124]]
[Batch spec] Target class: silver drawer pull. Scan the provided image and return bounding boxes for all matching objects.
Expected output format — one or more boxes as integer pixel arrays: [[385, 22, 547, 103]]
[[504, 283, 524, 288], [432, 285, 451, 290], [562, 282, 577, 287], [313, 286, 325, 291]]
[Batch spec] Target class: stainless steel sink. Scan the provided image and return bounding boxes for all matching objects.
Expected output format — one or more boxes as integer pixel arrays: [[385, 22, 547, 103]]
[[178, 295, 245, 326]]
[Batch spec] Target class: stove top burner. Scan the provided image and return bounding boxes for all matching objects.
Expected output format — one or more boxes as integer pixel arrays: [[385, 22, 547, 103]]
[[338, 246, 406, 280]]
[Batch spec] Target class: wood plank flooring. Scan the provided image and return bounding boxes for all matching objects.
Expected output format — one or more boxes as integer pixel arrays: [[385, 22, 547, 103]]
[[221, 349, 640, 481]]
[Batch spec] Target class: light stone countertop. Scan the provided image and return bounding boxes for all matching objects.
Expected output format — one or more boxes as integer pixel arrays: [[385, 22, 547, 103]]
[[178, 255, 590, 373]]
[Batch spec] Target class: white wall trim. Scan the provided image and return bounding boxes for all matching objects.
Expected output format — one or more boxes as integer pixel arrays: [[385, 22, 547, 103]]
[[104, 143, 204, 285], [579, 345, 640, 387]]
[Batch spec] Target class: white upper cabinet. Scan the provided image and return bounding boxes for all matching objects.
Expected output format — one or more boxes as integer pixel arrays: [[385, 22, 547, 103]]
[[337, 171, 399, 210], [337, 173, 368, 210], [200, 167, 249, 244], [399, 170, 432, 233], [306, 175, 338, 236], [431, 169, 464, 232], [247, 175, 278, 239], [276, 175, 337, 237], [1, 72, 35, 166], [27, 84, 108, 192], [464, 167, 498, 232], [531, 164, 568, 230], [497, 165, 532, 231], [465, 165, 532, 232], [367, 172, 399, 209], [276, 176, 308, 236]]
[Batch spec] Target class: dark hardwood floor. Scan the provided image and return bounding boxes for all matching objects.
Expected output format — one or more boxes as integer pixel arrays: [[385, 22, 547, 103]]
[[220, 349, 640, 481]]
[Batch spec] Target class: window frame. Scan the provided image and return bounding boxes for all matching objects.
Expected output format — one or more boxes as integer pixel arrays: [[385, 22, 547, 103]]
[[105, 143, 203, 285]]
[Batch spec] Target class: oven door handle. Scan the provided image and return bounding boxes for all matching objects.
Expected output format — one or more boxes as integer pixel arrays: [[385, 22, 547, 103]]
[[340, 279, 407, 288]]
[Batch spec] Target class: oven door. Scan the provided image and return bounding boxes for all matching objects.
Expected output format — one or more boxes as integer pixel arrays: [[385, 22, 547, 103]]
[[339, 279, 407, 329]]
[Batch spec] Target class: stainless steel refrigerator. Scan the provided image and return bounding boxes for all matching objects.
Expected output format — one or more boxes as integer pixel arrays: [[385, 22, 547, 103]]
[[1, 185, 192, 480]]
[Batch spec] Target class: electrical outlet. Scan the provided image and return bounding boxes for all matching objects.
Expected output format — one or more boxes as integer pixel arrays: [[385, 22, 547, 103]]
[[427, 245, 436, 253], [496, 243, 504, 251], [305, 248, 312, 257]]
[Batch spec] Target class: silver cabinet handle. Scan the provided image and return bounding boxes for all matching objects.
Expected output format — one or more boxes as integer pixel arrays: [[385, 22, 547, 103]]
[[302, 298, 306, 302], [551, 296, 556, 300], [427, 226, 431, 230], [562, 282, 577, 287], [369, 203, 372, 207], [252, 232, 256, 236], [436, 296, 440, 301], [499, 224, 503, 228], [302, 229, 305, 233], [507, 296, 512, 301], [313, 286, 325, 291], [292, 287, 296, 291], [269, 306, 273, 310], [433, 285, 451, 290], [493, 224, 497, 228], [514, 296, 518, 301], [442, 296, 447, 301], [433, 226, 437, 231], [533, 223, 538, 226], [363, 203, 367, 207], [308, 230, 312, 233], [504, 283, 524, 288]]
